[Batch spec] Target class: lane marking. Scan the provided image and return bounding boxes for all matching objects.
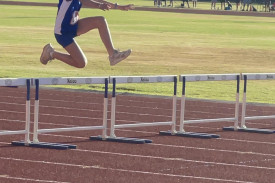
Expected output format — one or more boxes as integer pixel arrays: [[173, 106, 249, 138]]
[[0, 175, 69, 183], [0, 157, 257, 183], [1, 139, 274, 169], [73, 149, 275, 170]]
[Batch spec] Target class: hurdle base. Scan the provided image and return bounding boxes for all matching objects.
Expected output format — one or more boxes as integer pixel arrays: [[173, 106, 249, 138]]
[[223, 126, 237, 131], [223, 126, 274, 134], [159, 131, 220, 139], [238, 128, 274, 134], [11, 141, 77, 150], [90, 136, 153, 144]]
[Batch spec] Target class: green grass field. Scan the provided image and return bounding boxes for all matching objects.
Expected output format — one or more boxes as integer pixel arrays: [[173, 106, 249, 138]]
[[1, 1, 275, 103], [3, 0, 272, 11]]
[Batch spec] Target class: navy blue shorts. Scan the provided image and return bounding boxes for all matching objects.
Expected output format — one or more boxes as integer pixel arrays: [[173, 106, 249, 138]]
[[55, 32, 77, 48]]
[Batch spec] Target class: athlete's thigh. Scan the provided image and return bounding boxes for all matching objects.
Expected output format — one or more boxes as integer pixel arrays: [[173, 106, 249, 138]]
[[77, 16, 105, 36], [64, 41, 87, 64]]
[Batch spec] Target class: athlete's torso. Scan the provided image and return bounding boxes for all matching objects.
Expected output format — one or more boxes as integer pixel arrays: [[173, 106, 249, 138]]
[[54, 0, 82, 35]]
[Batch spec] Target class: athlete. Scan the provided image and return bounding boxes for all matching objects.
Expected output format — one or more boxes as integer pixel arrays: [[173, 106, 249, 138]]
[[40, 0, 134, 68]]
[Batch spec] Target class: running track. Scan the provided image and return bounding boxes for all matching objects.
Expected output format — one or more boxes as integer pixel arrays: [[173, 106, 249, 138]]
[[0, 87, 274, 183]]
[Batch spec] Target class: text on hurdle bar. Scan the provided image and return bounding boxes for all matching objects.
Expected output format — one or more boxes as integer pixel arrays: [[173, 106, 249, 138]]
[[109, 75, 177, 83], [242, 73, 275, 80], [180, 74, 240, 82], [33, 77, 108, 85]]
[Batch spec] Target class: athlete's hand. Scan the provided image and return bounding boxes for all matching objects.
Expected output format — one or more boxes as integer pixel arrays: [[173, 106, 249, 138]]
[[99, 3, 111, 11]]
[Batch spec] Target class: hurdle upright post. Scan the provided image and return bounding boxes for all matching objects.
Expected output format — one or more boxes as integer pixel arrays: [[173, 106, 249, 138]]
[[171, 76, 177, 134], [102, 78, 109, 139], [179, 76, 186, 133], [24, 79, 31, 144], [233, 75, 240, 130], [240, 75, 247, 129], [33, 79, 40, 143], [110, 78, 116, 138]]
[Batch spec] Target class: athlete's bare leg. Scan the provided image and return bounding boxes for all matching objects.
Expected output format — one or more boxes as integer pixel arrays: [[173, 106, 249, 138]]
[[53, 41, 87, 68], [77, 16, 115, 56], [52, 16, 115, 68]]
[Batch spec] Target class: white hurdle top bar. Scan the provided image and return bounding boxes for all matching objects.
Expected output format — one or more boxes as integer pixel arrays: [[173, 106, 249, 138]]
[[180, 74, 240, 82], [242, 73, 275, 80], [0, 78, 28, 86], [34, 77, 108, 85], [109, 75, 177, 84]]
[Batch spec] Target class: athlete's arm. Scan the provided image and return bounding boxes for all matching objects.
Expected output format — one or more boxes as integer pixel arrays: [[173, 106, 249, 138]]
[[95, 0, 134, 11], [80, 0, 110, 10], [80, 0, 134, 11]]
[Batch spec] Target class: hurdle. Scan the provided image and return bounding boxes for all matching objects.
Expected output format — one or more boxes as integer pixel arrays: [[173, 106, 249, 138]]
[[236, 73, 275, 134], [90, 75, 178, 144], [14, 77, 109, 150], [175, 74, 240, 138], [0, 78, 32, 145]]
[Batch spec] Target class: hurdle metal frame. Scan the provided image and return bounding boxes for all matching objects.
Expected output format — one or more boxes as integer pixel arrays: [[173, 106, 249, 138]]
[[0, 78, 32, 145], [14, 77, 109, 150], [237, 73, 275, 134], [93, 75, 178, 144], [177, 74, 241, 138]]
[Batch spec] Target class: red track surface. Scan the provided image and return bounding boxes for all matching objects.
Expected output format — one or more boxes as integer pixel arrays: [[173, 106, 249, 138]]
[[0, 87, 274, 183], [1, 2, 274, 182]]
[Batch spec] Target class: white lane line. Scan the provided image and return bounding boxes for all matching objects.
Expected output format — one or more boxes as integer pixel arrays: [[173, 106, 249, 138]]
[[0, 175, 70, 183], [74, 148, 275, 170], [217, 138, 275, 145], [1, 139, 274, 170], [0, 157, 257, 183], [151, 143, 275, 158], [1, 137, 274, 159], [36, 133, 275, 149]]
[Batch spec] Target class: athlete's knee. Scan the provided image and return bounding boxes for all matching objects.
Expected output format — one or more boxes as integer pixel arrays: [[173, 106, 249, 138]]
[[97, 16, 107, 27], [75, 57, 87, 68], [76, 62, 87, 68], [97, 16, 106, 22]]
